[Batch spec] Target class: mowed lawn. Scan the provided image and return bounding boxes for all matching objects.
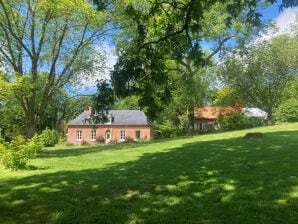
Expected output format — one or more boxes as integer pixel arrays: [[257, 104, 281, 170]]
[[0, 124, 298, 224]]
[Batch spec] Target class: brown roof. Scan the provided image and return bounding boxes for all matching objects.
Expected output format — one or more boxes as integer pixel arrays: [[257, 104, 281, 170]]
[[194, 106, 239, 120]]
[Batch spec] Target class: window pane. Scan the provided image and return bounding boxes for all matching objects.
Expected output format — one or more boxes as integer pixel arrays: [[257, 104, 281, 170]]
[[135, 130, 140, 139], [120, 130, 125, 140], [76, 131, 82, 140], [91, 130, 96, 141]]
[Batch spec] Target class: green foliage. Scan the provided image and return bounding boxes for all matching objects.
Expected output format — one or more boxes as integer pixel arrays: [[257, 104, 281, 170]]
[[0, 135, 41, 170], [219, 33, 298, 124], [114, 95, 140, 110], [63, 96, 93, 121], [154, 118, 187, 139], [0, 0, 109, 138], [218, 113, 265, 131], [37, 129, 59, 147], [274, 98, 298, 123], [110, 0, 265, 122], [213, 86, 242, 106], [90, 80, 115, 123], [154, 122, 177, 139]]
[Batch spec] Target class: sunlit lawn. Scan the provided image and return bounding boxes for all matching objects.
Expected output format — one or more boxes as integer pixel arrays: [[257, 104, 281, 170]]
[[0, 123, 298, 224]]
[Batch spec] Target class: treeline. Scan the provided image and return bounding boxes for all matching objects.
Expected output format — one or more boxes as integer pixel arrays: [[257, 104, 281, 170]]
[[0, 0, 297, 143]]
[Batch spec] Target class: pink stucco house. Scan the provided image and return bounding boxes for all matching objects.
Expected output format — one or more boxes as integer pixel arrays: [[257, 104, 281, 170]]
[[67, 107, 153, 145]]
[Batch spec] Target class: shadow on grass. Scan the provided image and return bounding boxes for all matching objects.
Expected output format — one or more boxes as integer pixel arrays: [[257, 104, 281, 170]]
[[39, 141, 149, 159], [0, 130, 297, 224]]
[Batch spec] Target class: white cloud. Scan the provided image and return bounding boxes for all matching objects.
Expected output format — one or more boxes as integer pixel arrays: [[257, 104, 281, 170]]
[[274, 7, 298, 34], [254, 7, 297, 43]]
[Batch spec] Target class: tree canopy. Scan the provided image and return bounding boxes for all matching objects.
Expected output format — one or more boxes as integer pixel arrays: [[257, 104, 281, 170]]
[[218, 33, 298, 124], [0, 0, 109, 137], [109, 0, 275, 121]]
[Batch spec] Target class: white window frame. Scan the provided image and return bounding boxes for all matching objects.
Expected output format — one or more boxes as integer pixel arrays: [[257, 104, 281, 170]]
[[135, 130, 141, 140], [105, 114, 113, 124], [91, 130, 96, 141], [76, 130, 82, 141], [120, 130, 126, 141]]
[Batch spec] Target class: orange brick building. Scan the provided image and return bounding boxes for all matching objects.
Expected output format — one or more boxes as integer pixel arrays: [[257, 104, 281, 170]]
[[194, 106, 240, 130], [67, 107, 153, 145]]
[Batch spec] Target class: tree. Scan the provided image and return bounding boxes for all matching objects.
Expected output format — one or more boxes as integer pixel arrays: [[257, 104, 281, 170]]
[[218, 33, 298, 124], [90, 80, 115, 123], [114, 95, 140, 110], [0, 0, 109, 137], [274, 77, 298, 123], [110, 0, 268, 123], [62, 96, 93, 121], [213, 86, 243, 107]]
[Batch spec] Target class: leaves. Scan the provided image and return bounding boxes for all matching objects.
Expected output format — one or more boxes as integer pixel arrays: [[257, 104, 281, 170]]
[[219, 32, 298, 123], [0, 0, 110, 137]]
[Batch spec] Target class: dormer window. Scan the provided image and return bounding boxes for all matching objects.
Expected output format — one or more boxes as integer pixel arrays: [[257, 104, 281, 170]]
[[106, 114, 113, 124]]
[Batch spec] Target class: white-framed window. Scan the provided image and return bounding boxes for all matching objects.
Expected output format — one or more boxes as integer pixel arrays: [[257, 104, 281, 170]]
[[91, 130, 96, 141], [135, 130, 141, 139], [76, 130, 82, 141], [120, 130, 126, 141], [105, 114, 113, 124], [199, 123, 205, 130]]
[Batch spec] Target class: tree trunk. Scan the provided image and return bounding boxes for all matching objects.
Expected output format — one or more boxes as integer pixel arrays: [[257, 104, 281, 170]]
[[187, 105, 194, 134], [267, 105, 273, 126], [267, 113, 273, 126], [25, 100, 37, 138]]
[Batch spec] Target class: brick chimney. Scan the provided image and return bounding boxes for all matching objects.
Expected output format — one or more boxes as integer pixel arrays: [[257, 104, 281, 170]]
[[88, 106, 93, 116]]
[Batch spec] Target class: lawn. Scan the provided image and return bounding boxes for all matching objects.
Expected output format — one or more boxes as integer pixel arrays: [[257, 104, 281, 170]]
[[0, 123, 298, 224]]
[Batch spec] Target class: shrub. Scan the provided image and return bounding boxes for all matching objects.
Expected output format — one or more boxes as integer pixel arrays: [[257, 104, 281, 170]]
[[0, 143, 7, 159], [274, 98, 298, 123], [38, 129, 59, 147], [218, 114, 264, 131], [29, 134, 44, 152], [96, 136, 105, 143], [0, 135, 42, 170], [154, 122, 176, 138]]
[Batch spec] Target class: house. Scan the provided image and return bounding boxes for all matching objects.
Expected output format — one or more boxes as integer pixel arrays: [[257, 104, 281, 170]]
[[194, 106, 240, 131], [67, 107, 153, 145], [194, 106, 268, 131]]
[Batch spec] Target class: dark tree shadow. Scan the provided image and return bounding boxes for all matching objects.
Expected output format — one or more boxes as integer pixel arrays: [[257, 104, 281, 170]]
[[39, 141, 150, 159], [0, 131, 297, 224]]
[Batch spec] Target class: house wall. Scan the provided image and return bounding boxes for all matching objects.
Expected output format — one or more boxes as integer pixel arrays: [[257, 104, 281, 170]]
[[194, 119, 220, 131], [67, 125, 153, 145]]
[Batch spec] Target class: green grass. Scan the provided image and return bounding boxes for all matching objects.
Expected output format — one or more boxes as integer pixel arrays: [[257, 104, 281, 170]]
[[0, 123, 298, 224]]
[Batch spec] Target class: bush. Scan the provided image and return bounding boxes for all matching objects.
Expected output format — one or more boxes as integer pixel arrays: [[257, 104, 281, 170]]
[[38, 129, 59, 147], [0, 135, 42, 170], [0, 143, 7, 159], [274, 98, 298, 123], [154, 122, 177, 139], [218, 113, 264, 131]]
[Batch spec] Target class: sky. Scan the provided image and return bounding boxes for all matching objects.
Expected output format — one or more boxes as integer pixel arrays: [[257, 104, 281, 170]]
[[77, 2, 298, 95], [260, 1, 298, 34]]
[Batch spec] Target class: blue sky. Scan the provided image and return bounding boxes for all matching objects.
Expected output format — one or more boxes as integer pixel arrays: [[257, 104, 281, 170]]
[[261, 0, 297, 30]]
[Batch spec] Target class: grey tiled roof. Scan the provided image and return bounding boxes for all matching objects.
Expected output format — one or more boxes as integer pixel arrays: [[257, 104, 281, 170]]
[[68, 110, 149, 126]]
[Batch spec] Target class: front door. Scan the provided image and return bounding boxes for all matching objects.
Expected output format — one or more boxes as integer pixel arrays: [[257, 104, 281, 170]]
[[105, 131, 111, 143]]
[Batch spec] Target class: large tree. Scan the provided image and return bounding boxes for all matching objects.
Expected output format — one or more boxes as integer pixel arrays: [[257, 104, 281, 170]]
[[110, 0, 269, 123], [218, 33, 298, 124], [0, 0, 109, 137]]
